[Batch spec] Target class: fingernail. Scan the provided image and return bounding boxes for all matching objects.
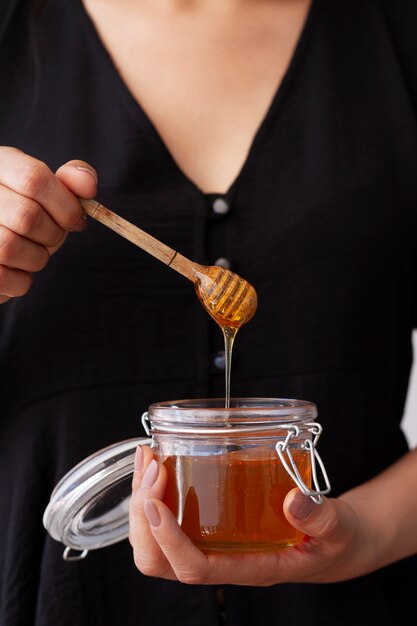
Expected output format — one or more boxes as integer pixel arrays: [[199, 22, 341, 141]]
[[140, 460, 159, 489], [134, 445, 143, 473], [71, 215, 88, 232], [288, 492, 316, 520], [76, 166, 98, 185], [144, 499, 161, 527]]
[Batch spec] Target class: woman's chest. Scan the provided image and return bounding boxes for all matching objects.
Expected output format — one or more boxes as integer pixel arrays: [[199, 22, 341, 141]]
[[80, 0, 313, 193]]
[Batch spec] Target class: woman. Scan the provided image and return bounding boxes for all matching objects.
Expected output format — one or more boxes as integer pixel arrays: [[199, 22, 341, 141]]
[[0, 0, 417, 624]]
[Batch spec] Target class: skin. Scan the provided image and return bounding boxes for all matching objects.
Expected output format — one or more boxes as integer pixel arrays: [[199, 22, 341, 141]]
[[0, 147, 97, 303], [0, 0, 312, 295], [82, 0, 313, 193], [1, 0, 416, 586], [129, 445, 417, 585]]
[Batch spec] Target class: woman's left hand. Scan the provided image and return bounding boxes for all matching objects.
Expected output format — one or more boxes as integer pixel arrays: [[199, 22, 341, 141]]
[[128, 445, 383, 586]]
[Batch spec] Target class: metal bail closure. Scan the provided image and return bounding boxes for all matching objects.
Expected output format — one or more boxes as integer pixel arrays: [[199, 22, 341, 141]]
[[63, 547, 89, 562], [276, 423, 331, 504], [141, 411, 151, 436]]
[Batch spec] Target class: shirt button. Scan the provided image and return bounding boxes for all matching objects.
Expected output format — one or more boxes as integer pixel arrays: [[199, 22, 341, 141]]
[[213, 351, 226, 371], [212, 198, 230, 215], [214, 257, 231, 270]]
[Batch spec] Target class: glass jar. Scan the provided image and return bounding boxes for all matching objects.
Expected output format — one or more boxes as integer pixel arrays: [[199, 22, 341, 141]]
[[43, 398, 330, 561], [144, 398, 330, 553]]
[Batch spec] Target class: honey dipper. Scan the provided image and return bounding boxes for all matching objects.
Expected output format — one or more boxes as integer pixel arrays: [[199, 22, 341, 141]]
[[81, 199, 257, 329]]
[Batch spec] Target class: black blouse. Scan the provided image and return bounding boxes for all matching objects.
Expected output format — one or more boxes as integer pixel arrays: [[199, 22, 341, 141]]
[[0, 1, 417, 624]]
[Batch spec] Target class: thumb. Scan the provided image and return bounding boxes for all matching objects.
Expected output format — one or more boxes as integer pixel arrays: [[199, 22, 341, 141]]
[[55, 160, 98, 199], [284, 488, 354, 545]]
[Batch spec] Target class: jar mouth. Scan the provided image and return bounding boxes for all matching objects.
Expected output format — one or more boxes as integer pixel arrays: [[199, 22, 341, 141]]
[[148, 397, 317, 430]]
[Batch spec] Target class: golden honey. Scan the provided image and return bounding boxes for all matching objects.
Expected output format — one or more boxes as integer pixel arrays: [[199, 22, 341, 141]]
[[147, 398, 328, 553], [193, 264, 258, 408], [193, 265, 258, 329], [159, 446, 311, 552]]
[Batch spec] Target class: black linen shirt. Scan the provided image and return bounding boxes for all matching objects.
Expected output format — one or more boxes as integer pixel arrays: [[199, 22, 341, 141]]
[[0, 1, 417, 624]]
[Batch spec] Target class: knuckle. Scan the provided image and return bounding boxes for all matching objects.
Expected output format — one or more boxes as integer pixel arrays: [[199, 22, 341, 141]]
[[57, 206, 82, 232], [19, 162, 50, 198], [132, 550, 144, 571], [32, 247, 50, 272], [175, 569, 205, 585], [319, 508, 340, 540], [0, 146, 22, 155], [14, 198, 43, 235], [128, 527, 135, 549], [48, 228, 66, 248], [65, 209, 84, 232], [129, 498, 144, 521], [0, 227, 19, 261], [18, 273, 33, 295], [0, 264, 9, 288], [132, 552, 162, 578], [0, 266, 32, 297]]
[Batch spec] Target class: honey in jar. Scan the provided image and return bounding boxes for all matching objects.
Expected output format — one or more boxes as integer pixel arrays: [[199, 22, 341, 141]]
[[43, 397, 330, 560], [145, 397, 330, 553], [161, 447, 310, 551]]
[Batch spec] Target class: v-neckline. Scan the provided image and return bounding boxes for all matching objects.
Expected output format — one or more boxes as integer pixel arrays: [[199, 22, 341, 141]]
[[76, 0, 317, 199]]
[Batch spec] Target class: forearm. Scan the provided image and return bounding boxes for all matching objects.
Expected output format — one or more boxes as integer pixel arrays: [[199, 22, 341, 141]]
[[340, 447, 417, 573]]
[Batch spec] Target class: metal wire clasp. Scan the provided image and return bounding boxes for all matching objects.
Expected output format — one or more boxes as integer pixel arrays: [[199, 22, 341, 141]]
[[276, 422, 331, 505], [141, 412, 151, 436], [63, 547, 88, 562]]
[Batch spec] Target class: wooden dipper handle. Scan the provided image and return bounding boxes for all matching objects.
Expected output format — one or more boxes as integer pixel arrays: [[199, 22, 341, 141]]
[[81, 199, 197, 282]]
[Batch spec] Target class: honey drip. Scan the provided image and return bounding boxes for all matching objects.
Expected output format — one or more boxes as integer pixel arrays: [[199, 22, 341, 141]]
[[222, 326, 237, 408], [193, 265, 257, 407], [80, 200, 257, 405]]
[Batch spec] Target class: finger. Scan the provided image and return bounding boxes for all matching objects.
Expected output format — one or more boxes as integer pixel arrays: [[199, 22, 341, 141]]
[[129, 452, 176, 580], [131, 445, 153, 492], [0, 148, 84, 231], [143, 498, 210, 583], [0, 265, 32, 297], [47, 231, 68, 256], [0, 226, 49, 272], [0, 184, 65, 247], [283, 489, 356, 546], [55, 160, 98, 199], [144, 500, 292, 586]]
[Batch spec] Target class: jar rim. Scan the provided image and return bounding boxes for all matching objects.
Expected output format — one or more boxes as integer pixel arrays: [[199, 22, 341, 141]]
[[148, 397, 317, 429]]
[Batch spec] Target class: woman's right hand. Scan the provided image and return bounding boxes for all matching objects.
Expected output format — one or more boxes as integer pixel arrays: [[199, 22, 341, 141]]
[[0, 147, 98, 303]]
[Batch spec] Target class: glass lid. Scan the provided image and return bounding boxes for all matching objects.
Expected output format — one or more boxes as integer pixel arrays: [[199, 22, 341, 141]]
[[43, 437, 152, 561]]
